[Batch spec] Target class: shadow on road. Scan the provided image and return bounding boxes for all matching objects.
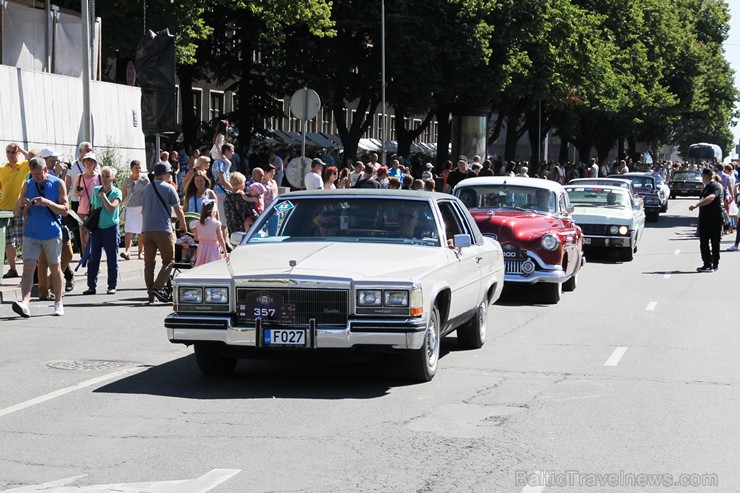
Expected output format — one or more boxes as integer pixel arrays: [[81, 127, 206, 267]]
[[93, 342, 470, 399]]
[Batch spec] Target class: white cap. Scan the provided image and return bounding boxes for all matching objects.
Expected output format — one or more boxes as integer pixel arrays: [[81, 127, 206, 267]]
[[40, 147, 59, 158], [425, 163, 434, 169]]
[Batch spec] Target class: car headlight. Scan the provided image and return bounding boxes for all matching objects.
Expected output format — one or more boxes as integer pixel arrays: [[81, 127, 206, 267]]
[[357, 290, 382, 306], [384, 290, 409, 307], [609, 225, 619, 235], [205, 287, 229, 304], [179, 287, 203, 303], [541, 233, 560, 251], [618, 225, 629, 235]]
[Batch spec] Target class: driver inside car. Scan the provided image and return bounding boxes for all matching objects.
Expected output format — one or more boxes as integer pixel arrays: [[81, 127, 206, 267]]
[[527, 189, 553, 213]]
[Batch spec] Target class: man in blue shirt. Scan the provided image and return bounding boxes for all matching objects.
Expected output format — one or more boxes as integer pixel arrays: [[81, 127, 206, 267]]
[[12, 157, 69, 317]]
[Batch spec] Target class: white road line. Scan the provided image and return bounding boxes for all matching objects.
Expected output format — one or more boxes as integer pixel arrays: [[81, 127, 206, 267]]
[[663, 272, 671, 279], [605, 347, 628, 367], [0, 367, 143, 418], [674, 249, 681, 255], [519, 470, 548, 493], [645, 301, 657, 311]]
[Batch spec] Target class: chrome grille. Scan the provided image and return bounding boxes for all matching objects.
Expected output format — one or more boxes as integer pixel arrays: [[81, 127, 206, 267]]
[[505, 259, 525, 274], [236, 288, 349, 326], [579, 224, 609, 236]]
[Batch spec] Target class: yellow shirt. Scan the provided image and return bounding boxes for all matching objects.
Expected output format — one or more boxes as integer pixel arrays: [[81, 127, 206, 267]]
[[0, 160, 30, 210]]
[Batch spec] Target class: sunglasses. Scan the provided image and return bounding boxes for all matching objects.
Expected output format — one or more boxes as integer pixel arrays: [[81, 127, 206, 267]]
[[6, 150, 17, 154]]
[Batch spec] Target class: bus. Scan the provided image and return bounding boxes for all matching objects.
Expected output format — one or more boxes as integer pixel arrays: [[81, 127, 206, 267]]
[[686, 143, 722, 164]]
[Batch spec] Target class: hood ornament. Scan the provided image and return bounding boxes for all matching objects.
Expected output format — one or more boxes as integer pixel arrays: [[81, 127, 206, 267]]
[[289, 260, 297, 268]]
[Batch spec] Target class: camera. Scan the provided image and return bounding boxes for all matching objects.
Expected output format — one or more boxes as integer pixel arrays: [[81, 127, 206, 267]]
[[77, 186, 83, 192]]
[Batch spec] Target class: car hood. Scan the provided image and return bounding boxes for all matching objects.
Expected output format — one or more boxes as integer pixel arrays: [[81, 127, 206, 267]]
[[470, 209, 564, 242], [177, 242, 450, 282], [571, 206, 632, 225]]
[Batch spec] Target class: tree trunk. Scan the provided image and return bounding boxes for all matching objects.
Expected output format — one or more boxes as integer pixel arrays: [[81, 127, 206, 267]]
[[395, 108, 434, 158], [335, 92, 379, 162], [559, 138, 569, 165]]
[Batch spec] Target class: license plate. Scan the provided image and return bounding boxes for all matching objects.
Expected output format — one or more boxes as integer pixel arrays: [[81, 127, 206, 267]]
[[583, 237, 591, 245], [265, 329, 306, 346]]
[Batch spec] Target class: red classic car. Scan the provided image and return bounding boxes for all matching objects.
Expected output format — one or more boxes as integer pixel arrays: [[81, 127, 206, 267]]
[[454, 177, 584, 304]]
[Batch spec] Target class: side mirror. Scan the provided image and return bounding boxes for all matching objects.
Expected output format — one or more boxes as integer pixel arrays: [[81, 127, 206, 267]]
[[565, 205, 574, 214], [453, 234, 472, 249], [230, 231, 247, 247]]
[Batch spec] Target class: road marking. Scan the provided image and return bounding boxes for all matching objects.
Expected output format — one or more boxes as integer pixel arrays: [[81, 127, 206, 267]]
[[645, 301, 657, 311], [0, 367, 143, 419], [519, 470, 548, 493], [605, 347, 628, 366], [663, 272, 671, 279], [2, 469, 241, 492], [674, 249, 680, 255]]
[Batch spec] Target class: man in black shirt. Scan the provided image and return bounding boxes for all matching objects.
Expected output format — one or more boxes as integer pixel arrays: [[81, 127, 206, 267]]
[[689, 168, 723, 272], [354, 164, 381, 189], [446, 157, 477, 190]]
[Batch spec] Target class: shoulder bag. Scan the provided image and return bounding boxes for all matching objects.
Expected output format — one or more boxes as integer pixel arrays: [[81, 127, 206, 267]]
[[83, 187, 112, 232]]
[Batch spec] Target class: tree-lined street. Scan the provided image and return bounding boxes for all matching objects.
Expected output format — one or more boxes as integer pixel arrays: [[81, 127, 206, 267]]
[[0, 198, 736, 492]]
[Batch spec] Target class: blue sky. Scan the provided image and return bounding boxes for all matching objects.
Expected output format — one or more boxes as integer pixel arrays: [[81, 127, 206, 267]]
[[726, 1, 740, 157]]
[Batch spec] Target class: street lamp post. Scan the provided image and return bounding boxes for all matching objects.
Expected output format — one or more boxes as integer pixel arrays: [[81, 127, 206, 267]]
[[380, 0, 386, 166]]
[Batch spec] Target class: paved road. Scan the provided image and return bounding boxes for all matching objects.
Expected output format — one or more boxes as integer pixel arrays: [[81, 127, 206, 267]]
[[0, 197, 736, 492]]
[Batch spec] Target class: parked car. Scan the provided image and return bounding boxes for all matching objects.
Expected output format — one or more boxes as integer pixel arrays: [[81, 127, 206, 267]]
[[609, 173, 662, 221], [568, 177, 644, 210], [165, 190, 505, 382], [668, 170, 702, 198], [565, 185, 646, 261], [454, 177, 584, 304]]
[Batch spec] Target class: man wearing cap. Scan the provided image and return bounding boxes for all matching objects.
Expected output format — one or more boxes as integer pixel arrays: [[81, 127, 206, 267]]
[[12, 157, 68, 317], [421, 163, 434, 181], [37, 148, 75, 297], [141, 162, 186, 303], [1, 142, 30, 279], [354, 164, 381, 189], [375, 166, 390, 189], [304, 158, 325, 190], [689, 168, 724, 272]]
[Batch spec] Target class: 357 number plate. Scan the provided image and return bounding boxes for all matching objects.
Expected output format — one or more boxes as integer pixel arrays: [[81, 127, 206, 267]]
[[264, 329, 306, 346]]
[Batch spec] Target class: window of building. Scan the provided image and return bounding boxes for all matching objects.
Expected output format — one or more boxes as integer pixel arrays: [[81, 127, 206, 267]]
[[192, 89, 202, 122], [210, 91, 224, 120]]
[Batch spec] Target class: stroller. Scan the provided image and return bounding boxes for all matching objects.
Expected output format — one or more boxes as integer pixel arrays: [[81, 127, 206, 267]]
[[153, 212, 199, 303]]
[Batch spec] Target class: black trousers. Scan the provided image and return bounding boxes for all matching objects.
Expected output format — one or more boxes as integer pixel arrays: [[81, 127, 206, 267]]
[[699, 218, 722, 267]]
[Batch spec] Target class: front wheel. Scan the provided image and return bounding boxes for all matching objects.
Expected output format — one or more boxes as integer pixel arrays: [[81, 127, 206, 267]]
[[541, 282, 562, 304], [562, 272, 577, 292], [619, 246, 634, 261], [405, 306, 440, 382], [457, 299, 488, 350], [194, 343, 238, 376]]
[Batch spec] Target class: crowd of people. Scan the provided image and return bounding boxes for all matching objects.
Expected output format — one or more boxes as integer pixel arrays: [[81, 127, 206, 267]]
[[3, 130, 740, 317]]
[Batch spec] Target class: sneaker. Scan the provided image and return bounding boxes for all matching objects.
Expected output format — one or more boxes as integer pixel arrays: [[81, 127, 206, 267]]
[[107, 288, 116, 295], [3, 269, 19, 279], [53, 301, 64, 316], [82, 288, 96, 295], [713, 264, 719, 271], [727, 245, 739, 252], [11, 301, 30, 318], [696, 266, 715, 273]]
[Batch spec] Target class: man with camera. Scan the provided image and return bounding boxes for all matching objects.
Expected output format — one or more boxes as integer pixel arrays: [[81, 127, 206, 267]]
[[12, 157, 69, 317], [1, 142, 30, 279]]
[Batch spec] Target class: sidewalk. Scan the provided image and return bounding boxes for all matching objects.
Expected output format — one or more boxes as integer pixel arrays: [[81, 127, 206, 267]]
[[1, 248, 146, 303]]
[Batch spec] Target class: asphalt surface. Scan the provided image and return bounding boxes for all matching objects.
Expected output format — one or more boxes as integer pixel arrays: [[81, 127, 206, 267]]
[[0, 197, 737, 492]]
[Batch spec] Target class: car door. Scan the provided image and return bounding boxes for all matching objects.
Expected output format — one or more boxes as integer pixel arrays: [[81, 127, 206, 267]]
[[558, 191, 582, 277], [437, 200, 484, 323]]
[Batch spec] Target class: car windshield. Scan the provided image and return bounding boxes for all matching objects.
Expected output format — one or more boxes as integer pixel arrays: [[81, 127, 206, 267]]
[[567, 188, 629, 209], [455, 185, 557, 214], [672, 172, 701, 182], [623, 176, 655, 190], [247, 197, 440, 247], [573, 179, 629, 190]]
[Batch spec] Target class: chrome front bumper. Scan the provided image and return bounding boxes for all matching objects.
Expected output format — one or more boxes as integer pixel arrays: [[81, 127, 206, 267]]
[[165, 313, 428, 350], [505, 268, 566, 285]]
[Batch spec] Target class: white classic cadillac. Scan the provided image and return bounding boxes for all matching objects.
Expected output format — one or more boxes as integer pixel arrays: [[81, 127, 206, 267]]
[[564, 185, 646, 261], [165, 189, 505, 382]]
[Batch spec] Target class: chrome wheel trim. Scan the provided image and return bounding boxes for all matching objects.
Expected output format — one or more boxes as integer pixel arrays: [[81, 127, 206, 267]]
[[478, 301, 488, 341], [426, 317, 439, 370]]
